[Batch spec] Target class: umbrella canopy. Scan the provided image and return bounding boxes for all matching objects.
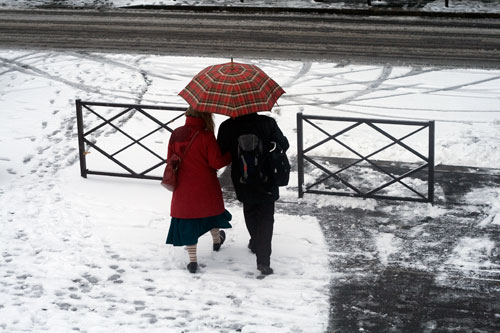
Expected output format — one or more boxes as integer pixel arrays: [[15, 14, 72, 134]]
[[178, 61, 285, 117]]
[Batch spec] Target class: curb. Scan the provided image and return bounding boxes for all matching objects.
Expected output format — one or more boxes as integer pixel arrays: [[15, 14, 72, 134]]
[[122, 4, 500, 19]]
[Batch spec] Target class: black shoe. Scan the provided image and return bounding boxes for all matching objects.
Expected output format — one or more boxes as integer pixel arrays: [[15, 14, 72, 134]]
[[248, 240, 256, 254], [187, 262, 198, 274], [257, 265, 273, 275], [213, 230, 226, 252]]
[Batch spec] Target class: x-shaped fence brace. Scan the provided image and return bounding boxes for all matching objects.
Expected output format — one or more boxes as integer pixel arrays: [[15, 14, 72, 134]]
[[76, 100, 186, 180], [297, 113, 435, 203]]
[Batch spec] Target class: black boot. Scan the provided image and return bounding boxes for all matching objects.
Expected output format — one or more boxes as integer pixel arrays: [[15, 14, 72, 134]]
[[187, 262, 198, 273], [213, 230, 226, 252], [257, 264, 273, 275]]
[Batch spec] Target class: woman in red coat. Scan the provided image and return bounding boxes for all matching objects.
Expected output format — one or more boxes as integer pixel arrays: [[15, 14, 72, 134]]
[[166, 108, 232, 273]]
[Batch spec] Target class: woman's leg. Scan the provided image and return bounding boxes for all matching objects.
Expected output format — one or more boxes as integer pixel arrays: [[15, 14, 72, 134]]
[[186, 244, 198, 273], [210, 228, 220, 244], [211, 228, 226, 251], [186, 244, 197, 262]]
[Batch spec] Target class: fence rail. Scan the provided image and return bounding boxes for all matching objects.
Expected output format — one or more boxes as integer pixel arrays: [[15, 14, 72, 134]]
[[297, 113, 435, 203], [367, 0, 450, 7], [76, 99, 186, 181]]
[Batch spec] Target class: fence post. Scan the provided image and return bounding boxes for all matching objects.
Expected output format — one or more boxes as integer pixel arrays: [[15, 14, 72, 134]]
[[297, 112, 304, 198], [428, 120, 435, 204], [445, 0, 449, 8], [75, 99, 87, 178]]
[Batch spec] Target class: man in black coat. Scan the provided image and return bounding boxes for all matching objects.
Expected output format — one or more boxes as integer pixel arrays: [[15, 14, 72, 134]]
[[217, 113, 289, 275]]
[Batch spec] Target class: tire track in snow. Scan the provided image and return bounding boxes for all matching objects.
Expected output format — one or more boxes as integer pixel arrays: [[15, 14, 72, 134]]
[[425, 74, 500, 93], [70, 52, 178, 81], [0, 56, 139, 100], [281, 61, 312, 88], [335, 64, 393, 105], [0, 56, 103, 94], [280, 64, 394, 115]]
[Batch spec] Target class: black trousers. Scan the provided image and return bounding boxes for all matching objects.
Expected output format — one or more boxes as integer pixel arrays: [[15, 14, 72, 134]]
[[243, 201, 275, 267]]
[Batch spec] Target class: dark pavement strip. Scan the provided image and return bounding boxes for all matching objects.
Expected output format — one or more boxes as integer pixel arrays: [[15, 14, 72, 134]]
[[221, 161, 500, 332]]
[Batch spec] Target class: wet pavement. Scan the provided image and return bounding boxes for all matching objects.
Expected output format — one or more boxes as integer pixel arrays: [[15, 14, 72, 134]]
[[221, 162, 500, 332], [319, 165, 500, 332]]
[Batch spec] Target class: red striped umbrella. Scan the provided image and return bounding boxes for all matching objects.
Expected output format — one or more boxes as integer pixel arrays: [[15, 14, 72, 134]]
[[178, 61, 285, 117]]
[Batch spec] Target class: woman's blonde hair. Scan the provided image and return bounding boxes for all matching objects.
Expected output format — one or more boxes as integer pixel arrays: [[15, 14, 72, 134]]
[[185, 107, 215, 132]]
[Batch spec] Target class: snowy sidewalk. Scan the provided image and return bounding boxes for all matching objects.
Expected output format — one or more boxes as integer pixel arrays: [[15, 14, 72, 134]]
[[0, 52, 332, 332]]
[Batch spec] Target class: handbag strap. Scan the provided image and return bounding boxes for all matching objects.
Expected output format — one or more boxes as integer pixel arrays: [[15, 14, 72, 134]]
[[178, 130, 200, 160]]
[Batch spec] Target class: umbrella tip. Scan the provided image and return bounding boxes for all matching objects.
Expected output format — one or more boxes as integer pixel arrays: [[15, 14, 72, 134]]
[[230, 57, 233, 68]]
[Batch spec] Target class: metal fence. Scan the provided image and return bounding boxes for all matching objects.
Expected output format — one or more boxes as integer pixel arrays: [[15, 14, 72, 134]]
[[297, 113, 435, 203], [76, 100, 435, 203], [76, 99, 186, 181]]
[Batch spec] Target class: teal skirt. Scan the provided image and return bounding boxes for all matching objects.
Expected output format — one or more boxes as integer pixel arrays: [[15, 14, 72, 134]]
[[166, 210, 232, 246]]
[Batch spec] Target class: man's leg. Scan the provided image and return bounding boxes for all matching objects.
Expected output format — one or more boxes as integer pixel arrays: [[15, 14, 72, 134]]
[[243, 201, 275, 270], [254, 201, 274, 268], [243, 202, 259, 252]]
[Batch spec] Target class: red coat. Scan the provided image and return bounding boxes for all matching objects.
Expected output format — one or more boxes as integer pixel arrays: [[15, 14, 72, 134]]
[[168, 116, 231, 219]]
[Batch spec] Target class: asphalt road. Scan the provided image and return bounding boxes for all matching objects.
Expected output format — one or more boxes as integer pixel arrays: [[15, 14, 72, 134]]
[[0, 8, 499, 68]]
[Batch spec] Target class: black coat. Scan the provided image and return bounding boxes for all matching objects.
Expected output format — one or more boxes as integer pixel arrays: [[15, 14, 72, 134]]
[[217, 113, 289, 204]]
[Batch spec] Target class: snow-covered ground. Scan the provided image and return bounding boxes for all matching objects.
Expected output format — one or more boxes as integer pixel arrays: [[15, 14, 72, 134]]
[[1, 2, 499, 333], [1, 49, 499, 332], [1, 0, 500, 13]]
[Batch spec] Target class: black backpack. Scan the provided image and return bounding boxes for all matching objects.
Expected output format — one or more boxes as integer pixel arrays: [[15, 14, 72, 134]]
[[237, 134, 268, 185], [237, 133, 290, 187]]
